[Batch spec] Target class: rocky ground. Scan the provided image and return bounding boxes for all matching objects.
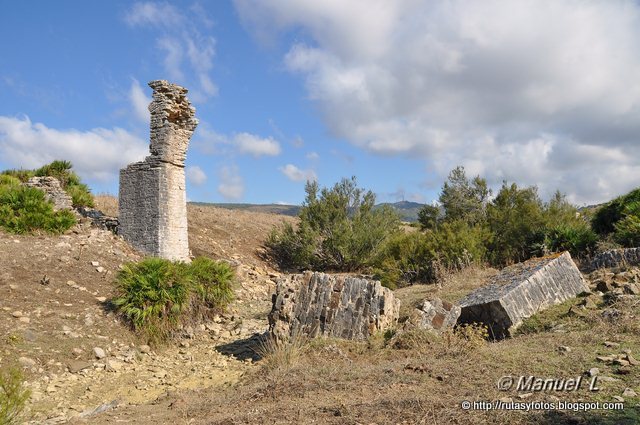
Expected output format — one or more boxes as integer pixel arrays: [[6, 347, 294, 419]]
[[0, 202, 292, 424], [1, 199, 639, 424]]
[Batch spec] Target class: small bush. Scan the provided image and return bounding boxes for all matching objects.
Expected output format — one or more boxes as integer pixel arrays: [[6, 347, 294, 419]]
[[0, 366, 31, 425], [112, 257, 235, 344], [0, 185, 76, 234], [592, 188, 640, 235]]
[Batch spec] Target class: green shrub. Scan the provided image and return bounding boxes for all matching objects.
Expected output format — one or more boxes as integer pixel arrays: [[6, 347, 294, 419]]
[[374, 232, 435, 288], [112, 257, 235, 343], [592, 188, 640, 235], [266, 177, 400, 272], [0, 185, 76, 234], [65, 183, 94, 208], [188, 257, 235, 318], [0, 169, 34, 183], [0, 366, 31, 425], [0, 175, 21, 187], [613, 214, 640, 247]]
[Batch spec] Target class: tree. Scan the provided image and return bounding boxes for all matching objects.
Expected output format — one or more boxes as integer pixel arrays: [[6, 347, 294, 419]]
[[266, 177, 400, 272], [417, 204, 440, 230], [486, 182, 545, 265], [438, 166, 491, 225]]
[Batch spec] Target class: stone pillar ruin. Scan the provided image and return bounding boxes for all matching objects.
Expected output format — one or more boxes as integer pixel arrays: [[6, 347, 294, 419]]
[[118, 80, 197, 262]]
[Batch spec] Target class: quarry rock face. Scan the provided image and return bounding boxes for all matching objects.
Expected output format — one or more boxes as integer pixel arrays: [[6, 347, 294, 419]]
[[269, 272, 400, 341], [457, 252, 589, 339], [25, 176, 73, 211], [591, 248, 640, 270], [415, 298, 461, 332], [119, 80, 197, 262]]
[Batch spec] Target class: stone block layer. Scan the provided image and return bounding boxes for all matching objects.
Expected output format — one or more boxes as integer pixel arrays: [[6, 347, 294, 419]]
[[119, 80, 197, 262], [457, 252, 588, 338], [415, 298, 461, 332], [591, 248, 640, 270], [25, 177, 72, 211], [269, 272, 400, 341]]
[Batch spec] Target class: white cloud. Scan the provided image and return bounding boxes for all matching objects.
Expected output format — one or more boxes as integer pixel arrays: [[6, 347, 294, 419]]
[[279, 163, 317, 182], [306, 151, 319, 160], [186, 165, 207, 186], [124, 2, 185, 28], [125, 2, 218, 101], [218, 165, 244, 200], [233, 132, 281, 157], [129, 78, 151, 123], [0, 115, 147, 181], [236, 0, 640, 204]]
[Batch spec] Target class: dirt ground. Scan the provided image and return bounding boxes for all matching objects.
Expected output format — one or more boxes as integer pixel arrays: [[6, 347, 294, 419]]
[[1, 198, 639, 424]]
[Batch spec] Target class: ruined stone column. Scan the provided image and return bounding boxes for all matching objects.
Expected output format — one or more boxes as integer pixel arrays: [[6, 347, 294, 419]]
[[119, 80, 197, 262]]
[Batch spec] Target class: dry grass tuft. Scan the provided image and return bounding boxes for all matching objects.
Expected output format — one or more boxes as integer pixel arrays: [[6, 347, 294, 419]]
[[256, 333, 307, 377], [94, 193, 118, 217]]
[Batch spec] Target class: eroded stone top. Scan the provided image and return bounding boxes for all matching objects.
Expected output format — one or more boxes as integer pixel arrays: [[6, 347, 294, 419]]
[[148, 80, 198, 166]]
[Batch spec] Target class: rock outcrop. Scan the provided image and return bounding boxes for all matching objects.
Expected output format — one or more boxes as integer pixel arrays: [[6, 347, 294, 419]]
[[118, 80, 197, 261], [269, 272, 400, 341], [25, 176, 73, 211], [457, 252, 589, 338], [591, 248, 640, 270]]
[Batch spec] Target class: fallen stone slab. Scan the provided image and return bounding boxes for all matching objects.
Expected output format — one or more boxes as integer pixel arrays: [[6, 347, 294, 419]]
[[415, 298, 461, 332], [269, 271, 400, 341], [457, 252, 589, 339], [591, 248, 640, 270]]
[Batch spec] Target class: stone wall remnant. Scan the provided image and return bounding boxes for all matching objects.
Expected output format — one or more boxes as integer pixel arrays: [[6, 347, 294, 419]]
[[24, 176, 73, 211], [591, 248, 640, 270], [457, 252, 589, 339], [118, 80, 197, 261], [269, 272, 400, 341]]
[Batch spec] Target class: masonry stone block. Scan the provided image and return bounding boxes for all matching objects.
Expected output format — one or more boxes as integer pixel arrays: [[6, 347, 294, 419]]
[[118, 80, 197, 262], [269, 272, 400, 341], [457, 252, 589, 338]]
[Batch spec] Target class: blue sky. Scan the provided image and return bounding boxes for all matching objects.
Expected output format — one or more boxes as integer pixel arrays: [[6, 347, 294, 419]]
[[2, 1, 640, 206]]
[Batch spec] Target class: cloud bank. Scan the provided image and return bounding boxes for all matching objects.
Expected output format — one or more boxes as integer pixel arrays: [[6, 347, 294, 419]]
[[236, 0, 640, 204]]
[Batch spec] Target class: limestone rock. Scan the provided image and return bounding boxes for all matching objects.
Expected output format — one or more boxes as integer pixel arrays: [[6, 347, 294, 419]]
[[457, 252, 589, 338], [119, 80, 197, 261], [93, 347, 106, 359], [269, 272, 400, 341], [24, 176, 73, 211], [415, 298, 460, 332]]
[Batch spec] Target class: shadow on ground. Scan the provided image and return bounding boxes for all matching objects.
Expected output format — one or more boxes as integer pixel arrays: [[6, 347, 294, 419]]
[[215, 332, 267, 361]]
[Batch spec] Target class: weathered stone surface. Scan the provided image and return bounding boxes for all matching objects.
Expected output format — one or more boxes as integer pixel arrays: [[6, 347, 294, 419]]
[[415, 298, 461, 332], [77, 207, 119, 233], [591, 248, 640, 270], [119, 80, 197, 261], [457, 252, 589, 338], [25, 176, 73, 210], [269, 272, 400, 341]]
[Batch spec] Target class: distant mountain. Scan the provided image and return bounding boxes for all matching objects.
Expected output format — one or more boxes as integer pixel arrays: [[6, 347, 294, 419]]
[[375, 200, 426, 222], [193, 200, 427, 222]]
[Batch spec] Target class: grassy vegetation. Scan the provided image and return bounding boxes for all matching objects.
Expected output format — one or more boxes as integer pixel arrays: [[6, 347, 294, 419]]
[[0, 366, 31, 425], [0, 183, 75, 234], [112, 257, 235, 344]]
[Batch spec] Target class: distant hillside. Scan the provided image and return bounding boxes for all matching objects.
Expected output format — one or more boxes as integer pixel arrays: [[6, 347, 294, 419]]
[[193, 200, 427, 222]]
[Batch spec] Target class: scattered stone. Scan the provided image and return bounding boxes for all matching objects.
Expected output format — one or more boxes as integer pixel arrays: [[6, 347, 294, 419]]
[[139, 345, 151, 354], [18, 357, 36, 367], [587, 367, 599, 377], [597, 376, 620, 383], [604, 341, 620, 348], [95, 297, 107, 303], [96, 266, 105, 273], [457, 252, 588, 338], [616, 366, 633, 375], [622, 388, 638, 398], [597, 356, 616, 363], [602, 308, 622, 322], [558, 346, 572, 353], [91, 261, 100, 267], [18, 317, 30, 324], [269, 271, 400, 341], [622, 283, 640, 295], [612, 396, 625, 402], [119, 80, 197, 262], [595, 280, 613, 293], [67, 360, 92, 373], [72, 348, 83, 356], [414, 298, 461, 332], [93, 347, 106, 359], [11, 311, 23, 318], [626, 354, 639, 366], [613, 358, 630, 366]]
